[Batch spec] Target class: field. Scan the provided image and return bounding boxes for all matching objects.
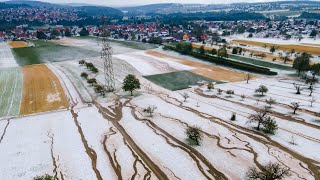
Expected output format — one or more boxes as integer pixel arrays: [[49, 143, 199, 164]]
[[233, 39, 320, 55], [1, 37, 320, 179], [8, 41, 29, 48], [0, 42, 19, 68], [20, 64, 69, 115], [11, 40, 99, 66], [0, 67, 22, 117], [228, 54, 294, 71], [146, 50, 248, 82], [144, 71, 220, 90]]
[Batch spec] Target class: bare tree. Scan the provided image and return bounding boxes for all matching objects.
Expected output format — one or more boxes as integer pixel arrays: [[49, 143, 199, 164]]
[[265, 97, 276, 108], [293, 83, 301, 94], [217, 88, 223, 95], [181, 92, 190, 102], [143, 105, 157, 117], [290, 102, 300, 114], [247, 108, 269, 131], [309, 97, 316, 107], [246, 162, 291, 180], [245, 73, 252, 84], [241, 94, 246, 101]]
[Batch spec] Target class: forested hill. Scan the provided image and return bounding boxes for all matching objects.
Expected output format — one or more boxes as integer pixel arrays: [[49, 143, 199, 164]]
[[299, 12, 320, 19]]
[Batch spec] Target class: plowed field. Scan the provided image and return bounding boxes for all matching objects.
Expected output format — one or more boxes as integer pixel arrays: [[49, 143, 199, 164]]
[[20, 64, 69, 115]]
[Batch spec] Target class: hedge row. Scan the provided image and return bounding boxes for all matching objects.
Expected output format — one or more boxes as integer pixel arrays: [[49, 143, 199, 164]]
[[163, 45, 278, 75]]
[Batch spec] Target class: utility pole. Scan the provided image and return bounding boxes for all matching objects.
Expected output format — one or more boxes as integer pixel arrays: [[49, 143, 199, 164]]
[[100, 16, 115, 92]]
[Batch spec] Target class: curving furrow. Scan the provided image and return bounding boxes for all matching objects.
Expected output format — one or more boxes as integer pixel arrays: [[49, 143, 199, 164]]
[[0, 119, 10, 144], [156, 92, 320, 179]]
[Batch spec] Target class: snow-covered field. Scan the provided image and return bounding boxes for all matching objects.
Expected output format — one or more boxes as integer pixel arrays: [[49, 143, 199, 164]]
[[0, 42, 18, 68], [1, 38, 320, 179], [0, 67, 22, 117], [115, 51, 194, 76]]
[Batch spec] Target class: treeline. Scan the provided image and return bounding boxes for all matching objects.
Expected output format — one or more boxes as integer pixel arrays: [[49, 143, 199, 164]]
[[299, 12, 320, 19], [164, 43, 277, 75], [149, 11, 266, 21], [0, 3, 30, 9]]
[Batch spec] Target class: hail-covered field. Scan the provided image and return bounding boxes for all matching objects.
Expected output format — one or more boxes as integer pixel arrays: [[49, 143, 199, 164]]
[[1, 37, 320, 180]]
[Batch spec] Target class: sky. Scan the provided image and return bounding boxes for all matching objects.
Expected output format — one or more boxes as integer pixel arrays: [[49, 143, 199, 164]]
[[5, 0, 298, 7]]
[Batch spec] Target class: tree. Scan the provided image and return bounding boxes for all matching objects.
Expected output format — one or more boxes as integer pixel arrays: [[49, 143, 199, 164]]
[[51, 29, 60, 37], [290, 49, 295, 56], [211, 48, 217, 55], [270, 46, 276, 54], [36, 31, 47, 39], [310, 30, 318, 37], [33, 174, 53, 180], [142, 38, 147, 43], [306, 78, 318, 96], [94, 84, 106, 96], [79, 27, 89, 36], [143, 105, 157, 117], [293, 83, 301, 94], [232, 47, 238, 54], [245, 73, 252, 84], [65, 28, 71, 37], [241, 94, 246, 101], [85, 62, 94, 69], [199, 45, 205, 54], [79, 60, 86, 65], [293, 52, 310, 76], [207, 82, 215, 91], [263, 116, 278, 134], [122, 74, 141, 96], [186, 126, 202, 145], [265, 97, 276, 108], [246, 162, 290, 180], [217, 47, 228, 58], [248, 108, 269, 131], [248, 33, 253, 38], [226, 90, 234, 97], [181, 92, 190, 102], [291, 102, 300, 114], [217, 88, 223, 95], [80, 72, 88, 79], [309, 97, 316, 107], [230, 113, 236, 121], [87, 78, 97, 86], [90, 66, 99, 73], [255, 85, 268, 96]]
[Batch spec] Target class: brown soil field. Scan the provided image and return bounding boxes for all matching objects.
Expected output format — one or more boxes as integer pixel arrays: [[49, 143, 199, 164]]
[[232, 40, 320, 55], [8, 41, 29, 48], [20, 64, 69, 115], [146, 50, 253, 82]]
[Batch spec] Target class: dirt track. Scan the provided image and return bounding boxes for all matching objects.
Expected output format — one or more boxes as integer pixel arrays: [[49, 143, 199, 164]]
[[20, 64, 69, 115], [146, 50, 251, 82]]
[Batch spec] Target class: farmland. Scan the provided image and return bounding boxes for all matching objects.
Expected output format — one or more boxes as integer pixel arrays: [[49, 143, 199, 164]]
[[12, 40, 99, 66], [0, 67, 22, 117], [20, 65, 69, 115], [0, 37, 320, 180]]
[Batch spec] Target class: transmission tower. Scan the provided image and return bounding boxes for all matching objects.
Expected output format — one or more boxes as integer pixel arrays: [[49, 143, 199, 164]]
[[100, 16, 115, 92]]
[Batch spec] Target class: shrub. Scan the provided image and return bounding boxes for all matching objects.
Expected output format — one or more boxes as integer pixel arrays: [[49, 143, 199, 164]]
[[186, 126, 202, 145], [80, 72, 88, 79], [230, 113, 236, 121]]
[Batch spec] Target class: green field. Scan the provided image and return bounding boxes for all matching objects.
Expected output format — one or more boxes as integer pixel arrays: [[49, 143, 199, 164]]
[[228, 54, 294, 71], [12, 40, 99, 66], [144, 71, 222, 91], [0, 67, 22, 117]]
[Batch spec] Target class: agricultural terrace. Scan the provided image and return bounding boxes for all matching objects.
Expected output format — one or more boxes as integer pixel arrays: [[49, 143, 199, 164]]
[[232, 39, 320, 55], [0, 67, 22, 117], [11, 40, 99, 66], [20, 64, 69, 115], [8, 41, 29, 48]]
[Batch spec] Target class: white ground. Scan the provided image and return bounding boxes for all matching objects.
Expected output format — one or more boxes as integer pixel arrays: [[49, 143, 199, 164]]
[[0, 42, 18, 68]]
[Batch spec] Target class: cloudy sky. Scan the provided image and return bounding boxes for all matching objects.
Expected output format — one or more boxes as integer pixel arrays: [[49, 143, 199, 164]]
[[6, 0, 301, 7]]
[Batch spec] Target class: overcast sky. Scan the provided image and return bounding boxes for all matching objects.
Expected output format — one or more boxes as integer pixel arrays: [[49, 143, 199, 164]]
[[4, 0, 304, 7]]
